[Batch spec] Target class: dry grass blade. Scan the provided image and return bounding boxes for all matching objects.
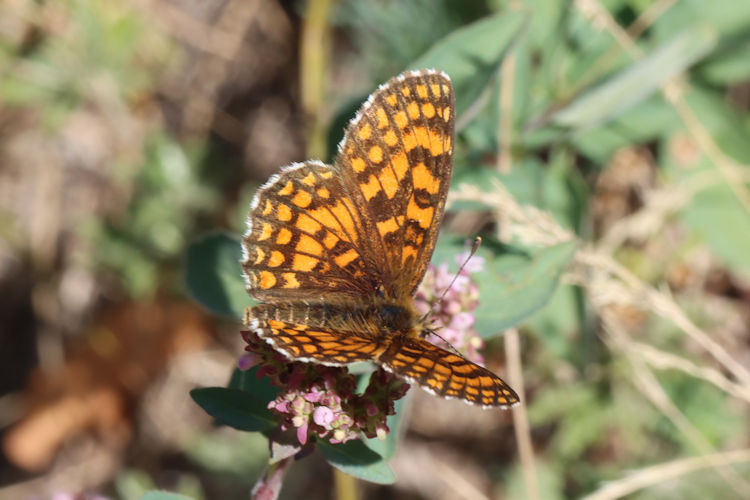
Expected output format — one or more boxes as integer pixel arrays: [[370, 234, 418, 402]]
[[597, 170, 744, 253], [575, 251, 750, 388], [600, 311, 750, 496], [506, 327, 539, 500], [451, 176, 750, 496], [575, 0, 750, 217], [583, 448, 750, 500], [632, 342, 750, 404]]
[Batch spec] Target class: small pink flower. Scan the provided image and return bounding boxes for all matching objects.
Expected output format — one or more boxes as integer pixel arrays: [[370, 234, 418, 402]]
[[240, 249, 482, 447], [456, 251, 485, 273], [313, 406, 335, 426], [414, 300, 430, 315], [375, 424, 388, 441], [435, 263, 453, 290], [291, 395, 306, 411], [413, 245, 486, 365], [365, 401, 378, 417], [451, 312, 475, 330], [297, 423, 309, 445], [304, 388, 322, 403], [238, 353, 259, 371], [269, 400, 288, 413], [444, 300, 461, 315], [331, 429, 347, 443], [453, 274, 471, 289]]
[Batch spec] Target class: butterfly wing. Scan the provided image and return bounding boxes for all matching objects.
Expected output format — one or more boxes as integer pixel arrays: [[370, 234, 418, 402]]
[[243, 69, 455, 303], [378, 337, 520, 408], [246, 306, 387, 365], [336, 69, 455, 298], [241, 71, 516, 409], [242, 160, 380, 302]]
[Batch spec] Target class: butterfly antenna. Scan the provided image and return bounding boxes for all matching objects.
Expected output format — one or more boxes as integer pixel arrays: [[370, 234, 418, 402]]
[[419, 236, 482, 324]]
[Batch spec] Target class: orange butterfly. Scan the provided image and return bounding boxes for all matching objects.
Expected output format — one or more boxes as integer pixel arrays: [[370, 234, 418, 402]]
[[241, 69, 519, 408]]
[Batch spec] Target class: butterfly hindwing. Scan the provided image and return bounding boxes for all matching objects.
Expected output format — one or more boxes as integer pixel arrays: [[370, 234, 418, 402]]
[[378, 337, 520, 408], [246, 304, 387, 365]]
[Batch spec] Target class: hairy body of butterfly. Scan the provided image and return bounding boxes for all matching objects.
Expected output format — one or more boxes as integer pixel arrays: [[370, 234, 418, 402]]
[[241, 69, 519, 408]]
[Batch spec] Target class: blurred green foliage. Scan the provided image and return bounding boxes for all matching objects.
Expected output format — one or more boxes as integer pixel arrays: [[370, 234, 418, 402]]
[[6, 0, 750, 497], [337, 0, 750, 496], [85, 135, 219, 297], [1, 0, 172, 123], [184, 0, 750, 496]]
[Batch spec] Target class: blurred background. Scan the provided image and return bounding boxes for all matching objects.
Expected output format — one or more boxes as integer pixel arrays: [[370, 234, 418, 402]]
[[2, 0, 750, 499]]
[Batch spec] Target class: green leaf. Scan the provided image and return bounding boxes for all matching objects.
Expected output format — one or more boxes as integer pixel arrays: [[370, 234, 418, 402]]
[[351, 371, 406, 460], [684, 86, 750, 163], [190, 387, 277, 433], [362, 395, 405, 461], [139, 492, 194, 500], [662, 86, 750, 279], [523, 0, 567, 52], [433, 238, 576, 337], [477, 241, 576, 335], [318, 439, 395, 485], [452, 155, 585, 230], [408, 10, 529, 120], [185, 232, 253, 318], [451, 159, 552, 210], [651, 0, 750, 43], [327, 11, 527, 162], [504, 459, 565, 500], [528, 384, 607, 460], [570, 96, 679, 164], [697, 39, 750, 85], [550, 27, 718, 131], [526, 284, 582, 360], [681, 183, 750, 279], [184, 431, 269, 476], [228, 366, 280, 402]]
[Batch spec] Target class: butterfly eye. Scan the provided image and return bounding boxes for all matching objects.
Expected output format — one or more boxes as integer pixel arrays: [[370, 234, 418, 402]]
[[419, 326, 435, 339]]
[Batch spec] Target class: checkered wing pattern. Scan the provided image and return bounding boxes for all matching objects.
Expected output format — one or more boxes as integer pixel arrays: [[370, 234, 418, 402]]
[[337, 70, 455, 297], [379, 337, 520, 408], [245, 305, 386, 365], [241, 69, 520, 409], [242, 161, 378, 301]]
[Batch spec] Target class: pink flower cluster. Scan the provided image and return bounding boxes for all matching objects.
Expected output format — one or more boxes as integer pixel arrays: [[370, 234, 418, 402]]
[[414, 251, 486, 364], [238, 250, 484, 447], [240, 331, 408, 446], [353, 368, 409, 440], [266, 365, 358, 445]]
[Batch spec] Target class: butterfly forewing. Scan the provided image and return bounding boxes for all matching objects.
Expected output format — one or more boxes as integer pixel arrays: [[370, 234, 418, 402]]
[[337, 71, 455, 297], [242, 161, 378, 301]]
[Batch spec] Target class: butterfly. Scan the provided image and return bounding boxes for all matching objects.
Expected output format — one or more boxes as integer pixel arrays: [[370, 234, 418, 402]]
[[241, 69, 519, 408]]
